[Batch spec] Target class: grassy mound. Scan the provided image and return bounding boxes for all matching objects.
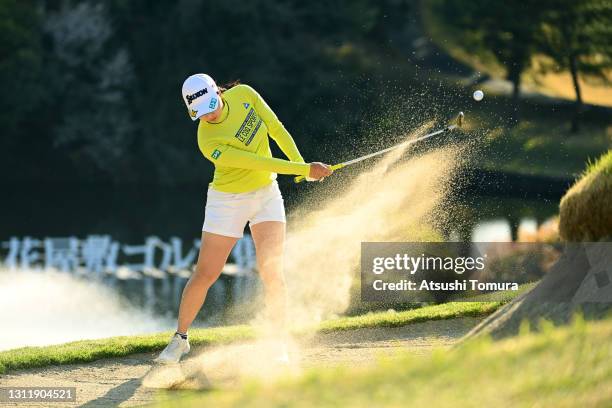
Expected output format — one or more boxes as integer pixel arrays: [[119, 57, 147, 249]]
[[464, 152, 612, 340], [154, 316, 612, 407], [559, 150, 612, 241]]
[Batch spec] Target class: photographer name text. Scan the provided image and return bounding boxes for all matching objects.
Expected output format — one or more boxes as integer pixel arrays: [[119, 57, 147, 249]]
[[372, 279, 519, 291]]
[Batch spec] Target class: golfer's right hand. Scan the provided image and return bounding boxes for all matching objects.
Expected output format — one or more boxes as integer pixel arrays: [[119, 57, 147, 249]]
[[307, 162, 333, 181]]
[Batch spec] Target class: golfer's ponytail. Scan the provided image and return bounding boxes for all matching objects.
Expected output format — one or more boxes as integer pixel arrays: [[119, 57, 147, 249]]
[[219, 80, 241, 93]]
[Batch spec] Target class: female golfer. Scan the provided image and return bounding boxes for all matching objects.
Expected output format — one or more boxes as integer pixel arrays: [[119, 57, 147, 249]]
[[155, 74, 332, 363]]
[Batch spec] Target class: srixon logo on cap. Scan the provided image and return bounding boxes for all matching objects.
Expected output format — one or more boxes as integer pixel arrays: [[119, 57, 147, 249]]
[[186, 88, 208, 105]]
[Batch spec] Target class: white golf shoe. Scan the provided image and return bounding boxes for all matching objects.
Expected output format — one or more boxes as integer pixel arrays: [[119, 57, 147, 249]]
[[154, 333, 190, 364]]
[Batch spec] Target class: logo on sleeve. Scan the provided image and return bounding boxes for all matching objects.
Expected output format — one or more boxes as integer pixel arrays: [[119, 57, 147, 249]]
[[243, 103, 250, 109], [211, 149, 222, 160]]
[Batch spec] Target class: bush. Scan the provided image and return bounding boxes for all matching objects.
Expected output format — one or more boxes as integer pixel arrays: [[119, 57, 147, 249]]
[[559, 150, 612, 241]]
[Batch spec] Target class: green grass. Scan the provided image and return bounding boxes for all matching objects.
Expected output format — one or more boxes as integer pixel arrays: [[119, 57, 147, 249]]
[[0, 300, 512, 374], [582, 149, 612, 179], [0, 325, 255, 375], [156, 315, 612, 407], [467, 108, 611, 179], [317, 301, 502, 333]]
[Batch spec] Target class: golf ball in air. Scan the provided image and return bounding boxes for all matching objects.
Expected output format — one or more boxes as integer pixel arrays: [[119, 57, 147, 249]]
[[473, 90, 484, 101]]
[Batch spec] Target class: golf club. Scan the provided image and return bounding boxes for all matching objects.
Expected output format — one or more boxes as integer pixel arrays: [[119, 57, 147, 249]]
[[295, 112, 465, 183]]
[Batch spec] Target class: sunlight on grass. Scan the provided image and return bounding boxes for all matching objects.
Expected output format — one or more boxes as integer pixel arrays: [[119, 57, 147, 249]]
[[474, 113, 610, 178], [528, 68, 612, 107]]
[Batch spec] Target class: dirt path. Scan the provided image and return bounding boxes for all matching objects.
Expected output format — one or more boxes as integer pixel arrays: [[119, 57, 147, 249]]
[[0, 317, 481, 407]]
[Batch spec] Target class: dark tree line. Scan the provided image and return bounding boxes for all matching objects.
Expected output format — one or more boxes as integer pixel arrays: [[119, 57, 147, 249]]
[[1, 0, 608, 185], [1, 0, 420, 184]]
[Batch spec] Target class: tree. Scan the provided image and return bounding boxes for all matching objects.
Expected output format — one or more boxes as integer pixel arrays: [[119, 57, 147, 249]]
[[0, 0, 44, 171], [536, 0, 612, 132], [42, 1, 136, 181], [432, 0, 545, 123]]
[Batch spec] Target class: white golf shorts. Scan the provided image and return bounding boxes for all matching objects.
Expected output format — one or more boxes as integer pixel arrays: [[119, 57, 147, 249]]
[[202, 180, 286, 238]]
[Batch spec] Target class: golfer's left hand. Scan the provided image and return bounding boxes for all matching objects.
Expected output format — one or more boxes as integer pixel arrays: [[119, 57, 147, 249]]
[[307, 162, 333, 182]]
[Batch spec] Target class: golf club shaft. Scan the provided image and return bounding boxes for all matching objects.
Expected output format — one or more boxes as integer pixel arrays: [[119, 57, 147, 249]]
[[340, 125, 455, 166], [294, 115, 462, 183]]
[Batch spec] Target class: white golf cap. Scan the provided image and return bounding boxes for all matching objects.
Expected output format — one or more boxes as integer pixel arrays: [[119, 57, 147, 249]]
[[181, 74, 220, 121]]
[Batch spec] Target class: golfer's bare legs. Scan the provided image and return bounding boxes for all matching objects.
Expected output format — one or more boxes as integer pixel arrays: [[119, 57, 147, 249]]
[[177, 232, 238, 333], [250, 221, 287, 331]]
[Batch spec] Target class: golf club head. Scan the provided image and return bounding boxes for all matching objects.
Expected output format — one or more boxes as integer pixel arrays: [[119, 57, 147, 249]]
[[456, 112, 464, 128]]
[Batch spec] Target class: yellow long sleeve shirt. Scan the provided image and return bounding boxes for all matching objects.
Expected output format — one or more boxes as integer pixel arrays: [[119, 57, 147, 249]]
[[197, 84, 310, 193]]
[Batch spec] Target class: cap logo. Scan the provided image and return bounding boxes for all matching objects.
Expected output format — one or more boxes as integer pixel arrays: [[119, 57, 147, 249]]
[[189, 109, 198, 118], [186, 88, 208, 105], [209, 97, 218, 110]]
